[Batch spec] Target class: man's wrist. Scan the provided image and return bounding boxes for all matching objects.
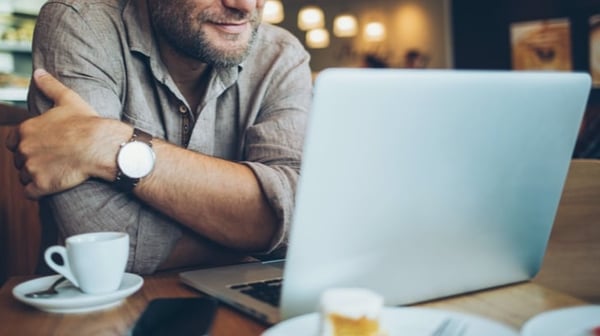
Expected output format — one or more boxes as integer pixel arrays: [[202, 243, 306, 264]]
[[88, 119, 133, 182], [114, 127, 156, 192]]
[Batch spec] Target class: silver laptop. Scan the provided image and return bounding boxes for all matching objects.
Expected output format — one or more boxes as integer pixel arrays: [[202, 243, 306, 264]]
[[180, 69, 591, 325]]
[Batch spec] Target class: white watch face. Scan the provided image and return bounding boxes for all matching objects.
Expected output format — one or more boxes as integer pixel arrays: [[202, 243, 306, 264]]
[[117, 141, 156, 179]]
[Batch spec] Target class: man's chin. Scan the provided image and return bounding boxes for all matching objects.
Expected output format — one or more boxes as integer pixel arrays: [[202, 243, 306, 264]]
[[195, 46, 245, 67], [196, 25, 257, 66], [208, 41, 251, 64]]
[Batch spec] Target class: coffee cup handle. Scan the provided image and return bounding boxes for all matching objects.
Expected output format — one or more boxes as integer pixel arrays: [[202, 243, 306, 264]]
[[44, 246, 79, 288]]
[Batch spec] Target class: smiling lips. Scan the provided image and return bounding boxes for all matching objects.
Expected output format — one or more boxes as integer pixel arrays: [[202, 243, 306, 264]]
[[211, 21, 250, 34]]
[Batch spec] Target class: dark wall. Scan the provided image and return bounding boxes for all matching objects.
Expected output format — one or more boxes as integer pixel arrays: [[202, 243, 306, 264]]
[[452, 0, 595, 71], [451, 0, 600, 157]]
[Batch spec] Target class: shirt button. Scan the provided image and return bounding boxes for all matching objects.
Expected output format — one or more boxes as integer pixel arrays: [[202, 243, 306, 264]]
[[179, 105, 187, 114]]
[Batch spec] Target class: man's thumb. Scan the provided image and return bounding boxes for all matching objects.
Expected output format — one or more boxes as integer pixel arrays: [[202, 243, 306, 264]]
[[33, 69, 75, 104]]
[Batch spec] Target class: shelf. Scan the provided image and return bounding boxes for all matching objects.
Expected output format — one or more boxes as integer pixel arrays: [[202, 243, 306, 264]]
[[0, 86, 27, 102], [0, 11, 36, 53], [0, 41, 31, 53], [4, 0, 44, 17]]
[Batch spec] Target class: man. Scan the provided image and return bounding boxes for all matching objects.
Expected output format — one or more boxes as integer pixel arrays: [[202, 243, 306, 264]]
[[6, 0, 313, 274]]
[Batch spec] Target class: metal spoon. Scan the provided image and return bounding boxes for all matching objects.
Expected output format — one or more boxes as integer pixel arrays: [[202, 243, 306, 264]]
[[25, 276, 67, 298]]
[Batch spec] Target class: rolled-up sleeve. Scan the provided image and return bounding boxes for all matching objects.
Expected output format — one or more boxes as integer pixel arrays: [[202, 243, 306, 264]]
[[241, 37, 313, 255]]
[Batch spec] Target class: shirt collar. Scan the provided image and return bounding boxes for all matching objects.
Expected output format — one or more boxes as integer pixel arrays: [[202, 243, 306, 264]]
[[122, 0, 154, 58]]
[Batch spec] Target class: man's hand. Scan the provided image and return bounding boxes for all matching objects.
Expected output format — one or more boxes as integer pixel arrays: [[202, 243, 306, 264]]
[[5, 69, 119, 199]]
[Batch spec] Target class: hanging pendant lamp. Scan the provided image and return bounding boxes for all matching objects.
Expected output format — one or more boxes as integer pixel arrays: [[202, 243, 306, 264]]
[[333, 14, 358, 37], [262, 0, 284, 24], [306, 28, 330, 49], [298, 5, 325, 31]]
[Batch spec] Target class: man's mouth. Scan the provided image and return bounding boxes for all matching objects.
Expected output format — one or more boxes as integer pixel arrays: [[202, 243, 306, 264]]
[[209, 21, 250, 34]]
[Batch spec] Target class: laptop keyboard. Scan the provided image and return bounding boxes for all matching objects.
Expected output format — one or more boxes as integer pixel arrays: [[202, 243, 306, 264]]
[[229, 278, 282, 307]]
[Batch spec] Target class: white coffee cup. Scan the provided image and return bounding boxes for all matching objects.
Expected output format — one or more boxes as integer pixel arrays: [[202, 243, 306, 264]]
[[44, 231, 129, 294]]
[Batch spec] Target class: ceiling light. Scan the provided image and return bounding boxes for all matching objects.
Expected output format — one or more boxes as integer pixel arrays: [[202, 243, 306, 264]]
[[262, 0, 284, 24], [306, 28, 330, 49], [333, 14, 358, 37], [364, 22, 386, 42], [298, 5, 325, 31]]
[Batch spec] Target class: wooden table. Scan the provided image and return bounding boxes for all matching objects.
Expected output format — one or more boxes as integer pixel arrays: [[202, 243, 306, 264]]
[[0, 271, 587, 336]]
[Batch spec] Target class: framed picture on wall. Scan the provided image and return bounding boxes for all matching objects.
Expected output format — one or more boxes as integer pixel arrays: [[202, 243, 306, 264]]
[[510, 18, 572, 71], [591, 14, 600, 87]]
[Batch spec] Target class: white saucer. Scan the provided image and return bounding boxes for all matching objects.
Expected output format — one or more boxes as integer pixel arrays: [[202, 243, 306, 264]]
[[521, 305, 600, 336], [12, 273, 144, 314], [262, 307, 518, 336]]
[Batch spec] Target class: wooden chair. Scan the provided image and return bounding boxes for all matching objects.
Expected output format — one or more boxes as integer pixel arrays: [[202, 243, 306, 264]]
[[0, 103, 41, 286], [534, 159, 600, 302], [0, 102, 34, 125]]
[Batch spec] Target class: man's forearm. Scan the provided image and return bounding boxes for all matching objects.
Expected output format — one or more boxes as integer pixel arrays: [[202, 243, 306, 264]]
[[88, 119, 278, 251], [134, 138, 278, 251], [157, 229, 252, 271]]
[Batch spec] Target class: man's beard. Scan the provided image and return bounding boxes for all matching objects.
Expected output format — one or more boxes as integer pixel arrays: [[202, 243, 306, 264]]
[[150, 0, 260, 68]]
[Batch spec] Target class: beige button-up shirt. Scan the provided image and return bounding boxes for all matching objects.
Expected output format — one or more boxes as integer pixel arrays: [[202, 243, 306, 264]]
[[29, 0, 313, 274]]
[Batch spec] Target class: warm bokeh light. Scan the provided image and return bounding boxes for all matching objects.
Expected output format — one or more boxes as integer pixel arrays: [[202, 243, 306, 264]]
[[262, 0, 284, 24], [364, 22, 386, 42], [333, 14, 359, 37], [306, 28, 330, 49], [298, 6, 325, 31]]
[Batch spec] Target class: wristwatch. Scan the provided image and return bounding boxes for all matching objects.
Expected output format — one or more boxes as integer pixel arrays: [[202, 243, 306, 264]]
[[114, 128, 156, 192]]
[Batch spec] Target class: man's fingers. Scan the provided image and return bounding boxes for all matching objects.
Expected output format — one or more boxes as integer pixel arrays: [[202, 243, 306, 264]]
[[19, 169, 32, 185], [33, 69, 78, 105], [32, 69, 97, 117], [13, 151, 25, 169], [5, 128, 18, 152], [24, 183, 42, 200]]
